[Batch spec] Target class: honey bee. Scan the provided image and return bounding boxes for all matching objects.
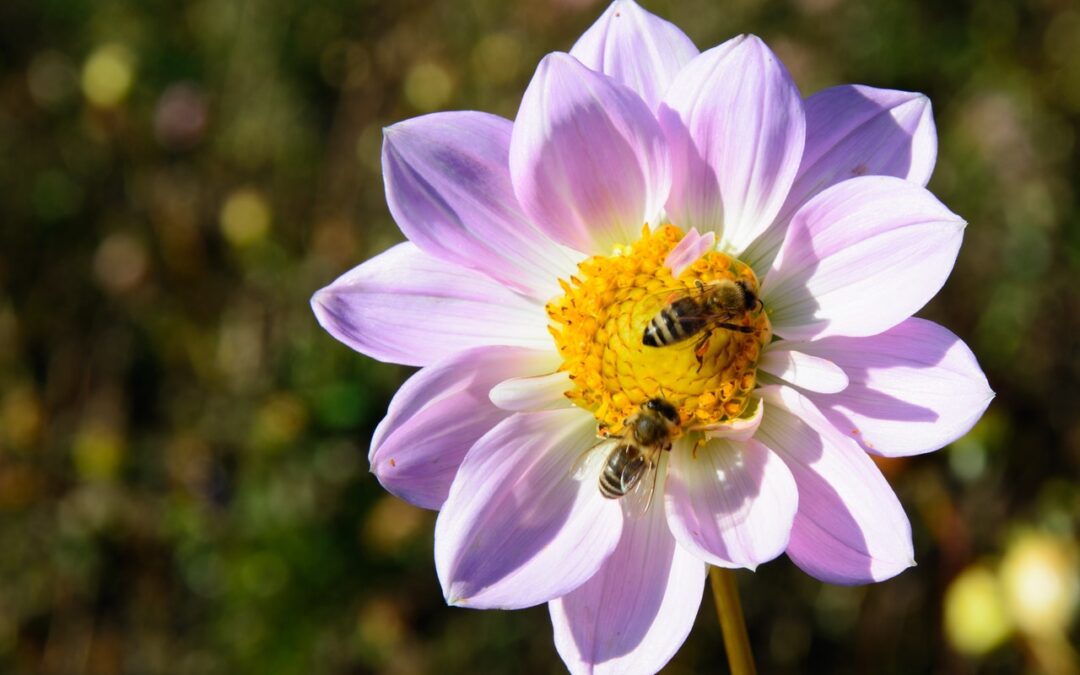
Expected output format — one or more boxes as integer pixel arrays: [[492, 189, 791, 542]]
[[642, 279, 762, 367], [593, 398, 680, 516]]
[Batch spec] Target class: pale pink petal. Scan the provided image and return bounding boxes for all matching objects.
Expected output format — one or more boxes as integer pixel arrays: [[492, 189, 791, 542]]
[[370, 346, 561, 510], [435, 409, 623, 609], [489, 370, 574, 412], [383, 111, 580, 299], [550, 478, 706, 675], [795, 318, 994, 456], [744, 85, 937, 272], [758, 385, 915, 584], [311, 243, 551, 366], [570, 0, 699, 112], [663, 227, 715, 278], [660, 34, 805, 254], [759, 343, 849, 393], [510, 52, 671, 253], [761, 176, 965, 341], [664, 436, 797, 569]]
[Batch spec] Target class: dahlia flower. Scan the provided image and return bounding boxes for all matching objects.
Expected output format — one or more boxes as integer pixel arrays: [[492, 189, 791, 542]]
[[312, 1, 993, 672]]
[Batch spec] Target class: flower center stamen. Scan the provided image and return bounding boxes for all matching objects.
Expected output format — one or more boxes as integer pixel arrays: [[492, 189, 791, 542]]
[[546, 225, 772, 433]]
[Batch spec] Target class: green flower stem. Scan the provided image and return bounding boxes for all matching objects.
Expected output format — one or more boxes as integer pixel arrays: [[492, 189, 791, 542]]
[[709, 566, 757, 675]]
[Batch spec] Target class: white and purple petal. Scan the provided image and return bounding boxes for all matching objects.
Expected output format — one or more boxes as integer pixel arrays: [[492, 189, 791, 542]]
[[435, 408, 623, 609], [550, 473, 706, 675], [370, 346, 561, 510], [383, 111, 580, 299], [794, 318, 994, 456], [759, 342, 849, 394], [489, 370, 574, 412], [660, 34, 805, 254], [664, 436, 797, 570], [745, 85, 937, 272], [570, 0, 699, 112], [761, 176, 965, 341], [511, 52, 671, 254], [757, 385, 915, 584], [311, 242, 551, 366]]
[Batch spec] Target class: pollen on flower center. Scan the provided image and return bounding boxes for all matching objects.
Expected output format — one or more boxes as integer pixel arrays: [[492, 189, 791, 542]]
[[546, 225, 772, 434]]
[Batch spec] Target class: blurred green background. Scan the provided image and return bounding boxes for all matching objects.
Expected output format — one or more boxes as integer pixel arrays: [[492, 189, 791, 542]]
[[1, 0, 1078, 673]]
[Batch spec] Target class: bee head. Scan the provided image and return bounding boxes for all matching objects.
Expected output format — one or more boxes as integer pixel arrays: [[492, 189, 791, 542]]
[[736, 280, 759, 311], [643, 397, 679, 423]]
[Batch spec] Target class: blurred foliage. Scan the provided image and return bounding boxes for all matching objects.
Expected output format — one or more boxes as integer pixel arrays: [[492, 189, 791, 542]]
[[0, 0, 1078, 673]]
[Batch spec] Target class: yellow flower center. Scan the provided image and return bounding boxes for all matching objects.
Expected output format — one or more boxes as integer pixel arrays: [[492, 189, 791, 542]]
[[546, 225, 772, 434]]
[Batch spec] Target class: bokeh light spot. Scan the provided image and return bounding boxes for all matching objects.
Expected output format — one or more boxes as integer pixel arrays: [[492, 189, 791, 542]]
[[27, 50, 78, 108], [220, 188, 271, 247], [1000, 531, 1079, 637], [81, 43, 135, 108], [471, 33, 521, 84], [364, 495, 428, 555], [403, 61, 453, 112], [72, 425, 126, 482], [944, 565, 1012, 656], [1, 385, 43, 450], [154, 82, 209, 151], [253, 393, 309, 449], [93, 232, 149, 294]]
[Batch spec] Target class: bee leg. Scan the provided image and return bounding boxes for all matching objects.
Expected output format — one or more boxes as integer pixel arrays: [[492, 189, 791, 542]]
[[717, 322, 754, 334], [691, 437, 706, 459], [693, 332, 712, 372], [643, 460, 661, 514]]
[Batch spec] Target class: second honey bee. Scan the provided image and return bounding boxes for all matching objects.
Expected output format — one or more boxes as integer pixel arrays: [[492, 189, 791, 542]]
[[642, 279, 761, 367], [596, 398, 680, 515]]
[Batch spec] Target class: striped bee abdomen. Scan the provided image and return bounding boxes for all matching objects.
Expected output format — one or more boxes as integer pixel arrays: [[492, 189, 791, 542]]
[[598, 443, 646, 499], [642, 297, 707, 347]]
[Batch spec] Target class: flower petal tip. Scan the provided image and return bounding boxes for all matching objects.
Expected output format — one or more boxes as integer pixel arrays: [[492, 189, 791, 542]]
[[537, 50, 572, 71], [939, 207, 967, 229], [875, 556, 918, 582], [446, 594, 468, 608], [368, 455, 387, 477], [309, 287, 335, 328], [442, 580, 467, 607]]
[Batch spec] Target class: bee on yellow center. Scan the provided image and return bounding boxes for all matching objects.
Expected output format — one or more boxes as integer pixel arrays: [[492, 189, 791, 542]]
[[546, 225, 772, 435]]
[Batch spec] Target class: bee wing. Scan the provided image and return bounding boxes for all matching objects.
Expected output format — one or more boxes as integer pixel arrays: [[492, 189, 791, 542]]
[[636, 284, 696, 308], [620, 449, 662, 519], [570, 437, 612, 482], [637, 284, 739, 322]]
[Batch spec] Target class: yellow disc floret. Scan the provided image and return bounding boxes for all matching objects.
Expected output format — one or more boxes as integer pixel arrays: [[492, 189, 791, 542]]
[[546, 225, 771, 433]]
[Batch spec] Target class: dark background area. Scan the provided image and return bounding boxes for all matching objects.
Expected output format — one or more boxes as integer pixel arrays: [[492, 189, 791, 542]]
[[0, 0, 1077, 673]]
